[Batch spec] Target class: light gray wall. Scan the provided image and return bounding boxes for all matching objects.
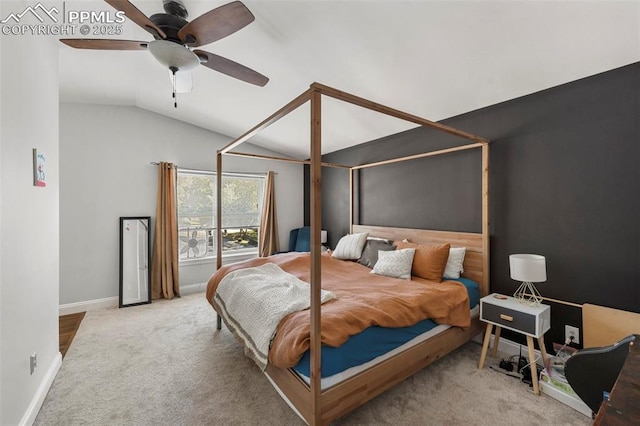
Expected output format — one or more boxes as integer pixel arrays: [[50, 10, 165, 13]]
[[59, 103, 303, 305], [0, 5, 60, 424]]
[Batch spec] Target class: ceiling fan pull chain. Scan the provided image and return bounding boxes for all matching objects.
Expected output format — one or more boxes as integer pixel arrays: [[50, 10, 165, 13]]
[[170, 66, 178, 108]]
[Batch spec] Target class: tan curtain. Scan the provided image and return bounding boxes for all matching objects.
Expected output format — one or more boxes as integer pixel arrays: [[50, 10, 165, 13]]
[[259, 171, 279, 257], [151, 162, 180, 299]]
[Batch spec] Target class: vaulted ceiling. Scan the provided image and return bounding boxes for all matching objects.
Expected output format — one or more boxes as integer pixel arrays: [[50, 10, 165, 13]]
[[58, 1, 640, 158]]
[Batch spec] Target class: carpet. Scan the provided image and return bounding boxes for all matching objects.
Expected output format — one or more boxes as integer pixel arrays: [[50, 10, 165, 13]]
[[35, 292, 591, 425]]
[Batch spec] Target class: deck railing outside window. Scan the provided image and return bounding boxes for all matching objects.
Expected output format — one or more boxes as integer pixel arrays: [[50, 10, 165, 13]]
[[178, 225, 259, 260]]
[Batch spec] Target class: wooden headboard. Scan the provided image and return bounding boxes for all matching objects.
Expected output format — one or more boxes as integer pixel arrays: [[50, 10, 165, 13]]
[[352, 225, 488, 297]]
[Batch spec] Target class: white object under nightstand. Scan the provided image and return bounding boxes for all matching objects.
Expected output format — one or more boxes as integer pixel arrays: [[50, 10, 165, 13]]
[[478, 293, 551, 395]]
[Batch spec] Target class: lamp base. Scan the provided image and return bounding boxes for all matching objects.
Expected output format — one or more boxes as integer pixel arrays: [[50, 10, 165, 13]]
[[513, 281, 542, 306]]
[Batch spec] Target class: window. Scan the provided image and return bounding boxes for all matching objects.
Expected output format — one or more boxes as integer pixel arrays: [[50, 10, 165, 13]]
[[176, 170, 265, 261]]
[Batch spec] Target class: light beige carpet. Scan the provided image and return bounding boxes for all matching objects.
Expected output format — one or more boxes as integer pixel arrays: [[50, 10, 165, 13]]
[[36, 292, 591, 425]]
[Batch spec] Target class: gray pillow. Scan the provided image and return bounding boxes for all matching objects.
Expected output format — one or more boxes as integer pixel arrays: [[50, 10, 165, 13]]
[[357, 239, 396, 268]]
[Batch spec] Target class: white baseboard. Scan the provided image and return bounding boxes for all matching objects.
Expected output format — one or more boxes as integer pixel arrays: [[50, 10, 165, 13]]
[[472, 332, 537, 358], [20, 352, 62, 426], [59, 296, 118, 315], [180, 283, 206, 295], [59, 284, 207, 315]]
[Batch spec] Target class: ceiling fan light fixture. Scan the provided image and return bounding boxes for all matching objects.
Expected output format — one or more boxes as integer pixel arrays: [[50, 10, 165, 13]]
[[61, 0, 269, 102], [148, 40, 199, 71]]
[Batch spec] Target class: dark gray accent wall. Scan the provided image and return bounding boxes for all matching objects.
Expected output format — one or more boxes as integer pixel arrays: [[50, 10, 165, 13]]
[[307, 62, 640, 347]]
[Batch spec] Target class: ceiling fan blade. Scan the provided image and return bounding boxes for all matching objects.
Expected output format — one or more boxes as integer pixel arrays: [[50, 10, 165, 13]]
[[104, 0, 166, 39], [194, 50, 268, 87], [178, 1, 254, 47], [60, 39, 148, 50]]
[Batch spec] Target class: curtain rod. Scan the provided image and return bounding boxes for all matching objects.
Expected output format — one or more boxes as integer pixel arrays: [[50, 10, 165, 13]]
[[149, 162, 276, 175]]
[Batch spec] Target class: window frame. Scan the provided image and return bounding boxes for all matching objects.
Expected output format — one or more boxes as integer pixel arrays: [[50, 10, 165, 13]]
[[176, 168, 266, 263]]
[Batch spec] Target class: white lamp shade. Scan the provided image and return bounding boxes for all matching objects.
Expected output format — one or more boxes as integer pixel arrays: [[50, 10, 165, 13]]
[[509, 254, 547, 283], [321, 230, 328, 244]]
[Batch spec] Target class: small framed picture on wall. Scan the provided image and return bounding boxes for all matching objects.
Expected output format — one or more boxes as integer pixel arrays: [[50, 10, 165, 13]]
[[33, 148, 46, 187]]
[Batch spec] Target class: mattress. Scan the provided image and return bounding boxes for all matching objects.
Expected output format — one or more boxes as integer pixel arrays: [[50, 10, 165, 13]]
[[293, 277, 480, 387]]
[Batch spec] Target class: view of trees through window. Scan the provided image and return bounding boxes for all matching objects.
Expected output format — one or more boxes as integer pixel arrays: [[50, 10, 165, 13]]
[[177, 171, 265, 260]]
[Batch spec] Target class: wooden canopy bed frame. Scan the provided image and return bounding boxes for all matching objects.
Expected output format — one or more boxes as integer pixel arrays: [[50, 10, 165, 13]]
[[214, 82, 490, 425]]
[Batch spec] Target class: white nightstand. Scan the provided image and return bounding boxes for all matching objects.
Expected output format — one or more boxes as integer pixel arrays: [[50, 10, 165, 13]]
[[478, 293, 551, 395]]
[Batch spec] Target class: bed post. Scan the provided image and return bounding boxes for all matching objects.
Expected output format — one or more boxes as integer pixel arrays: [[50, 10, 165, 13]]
[[216, 151, 223, 330], [481, 143, 490, 295], [349, 168, 354, 233], [310, 87, 322, 425]]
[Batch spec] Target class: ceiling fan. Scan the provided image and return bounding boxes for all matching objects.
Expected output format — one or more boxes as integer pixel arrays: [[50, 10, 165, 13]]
[[60, 0, 269, 106]]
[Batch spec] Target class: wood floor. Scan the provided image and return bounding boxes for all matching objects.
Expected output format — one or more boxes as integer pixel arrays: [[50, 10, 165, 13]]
[[59, 312, 85, 358]]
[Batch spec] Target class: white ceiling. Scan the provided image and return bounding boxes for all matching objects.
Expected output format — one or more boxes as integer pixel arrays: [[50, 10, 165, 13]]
[[59, 1, 640, 159]]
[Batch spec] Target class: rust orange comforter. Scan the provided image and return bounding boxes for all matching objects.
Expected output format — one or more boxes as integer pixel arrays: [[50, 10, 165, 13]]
[[206, 252, 470, 369]]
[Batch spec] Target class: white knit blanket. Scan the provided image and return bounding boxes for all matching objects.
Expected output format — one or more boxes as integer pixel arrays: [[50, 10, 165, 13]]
[[212, 262, 336, 370]]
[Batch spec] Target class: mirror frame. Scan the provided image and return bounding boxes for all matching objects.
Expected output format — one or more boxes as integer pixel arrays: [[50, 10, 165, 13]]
[[119, 216, 152, 308]]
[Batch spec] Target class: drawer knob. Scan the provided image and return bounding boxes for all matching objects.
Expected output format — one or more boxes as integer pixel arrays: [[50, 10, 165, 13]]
[[500, 314, 514, 322]]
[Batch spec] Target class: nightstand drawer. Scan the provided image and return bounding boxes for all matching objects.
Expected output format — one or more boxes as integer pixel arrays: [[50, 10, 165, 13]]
[[479, 294, 551, 337], [481, 303, 536, 335]]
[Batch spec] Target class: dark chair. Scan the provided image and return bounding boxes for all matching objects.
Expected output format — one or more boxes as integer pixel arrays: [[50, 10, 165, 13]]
[[564, 334, 636, 414]]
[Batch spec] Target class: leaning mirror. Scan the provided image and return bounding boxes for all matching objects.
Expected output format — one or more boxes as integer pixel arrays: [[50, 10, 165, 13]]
[[119, 217, 151, 308]]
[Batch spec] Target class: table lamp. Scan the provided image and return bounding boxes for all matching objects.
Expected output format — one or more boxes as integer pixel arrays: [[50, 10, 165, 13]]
[[509, 254, 547, 306]]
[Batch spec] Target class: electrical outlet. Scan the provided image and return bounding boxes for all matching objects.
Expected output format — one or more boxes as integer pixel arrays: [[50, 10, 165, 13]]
[[30, 353, 37, 375], [565, 325, 580, 345]]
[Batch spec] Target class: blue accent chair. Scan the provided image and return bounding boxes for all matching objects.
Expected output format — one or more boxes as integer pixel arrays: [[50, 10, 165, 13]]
[[288, 226, 311, 252]]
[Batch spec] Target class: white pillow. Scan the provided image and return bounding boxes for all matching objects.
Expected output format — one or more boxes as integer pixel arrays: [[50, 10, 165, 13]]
[[370, 248, 416, 280], [331, 232, 369, 260], [443, 247, 466, 279]]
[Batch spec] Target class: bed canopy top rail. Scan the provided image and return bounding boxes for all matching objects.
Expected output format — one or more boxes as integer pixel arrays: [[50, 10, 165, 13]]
[[219, 82, 488, 159], [219, 88, 313, 155], [215, 82, 489, 425], [311, 82, 488, 144], [224, 151, 350, 169], [351, 141, 485, 170]]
